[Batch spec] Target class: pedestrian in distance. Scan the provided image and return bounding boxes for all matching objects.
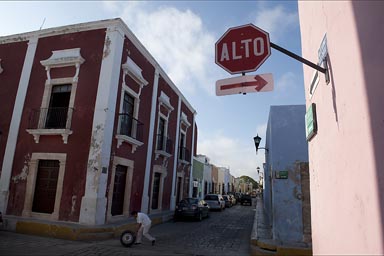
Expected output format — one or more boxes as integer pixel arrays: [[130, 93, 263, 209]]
[[131, 210, 156, 246]]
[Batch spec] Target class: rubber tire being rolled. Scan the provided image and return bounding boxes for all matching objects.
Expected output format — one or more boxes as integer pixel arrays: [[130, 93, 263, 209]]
[[120, 230, 136, 247]]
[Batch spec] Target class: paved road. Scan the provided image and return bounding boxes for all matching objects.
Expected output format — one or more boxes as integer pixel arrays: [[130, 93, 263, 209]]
[[0, 200, 256, 256]]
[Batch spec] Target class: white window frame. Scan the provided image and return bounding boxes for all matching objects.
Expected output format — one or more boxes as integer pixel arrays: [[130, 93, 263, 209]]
[[115, 56, 148, 152], [178, 112, 191, 164], [26, 48, 84, 144], [155, 91, 174, 160]]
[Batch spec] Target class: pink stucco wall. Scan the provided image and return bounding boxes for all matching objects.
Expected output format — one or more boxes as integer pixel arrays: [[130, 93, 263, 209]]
[[299, 1, 384, 254]]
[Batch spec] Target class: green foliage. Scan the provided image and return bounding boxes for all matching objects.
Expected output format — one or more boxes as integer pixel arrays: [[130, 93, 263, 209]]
[[239, 175, 259, 188]]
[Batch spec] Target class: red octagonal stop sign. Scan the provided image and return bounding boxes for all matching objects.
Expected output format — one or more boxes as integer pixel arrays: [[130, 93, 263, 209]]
[[215, 24, 271, 74]]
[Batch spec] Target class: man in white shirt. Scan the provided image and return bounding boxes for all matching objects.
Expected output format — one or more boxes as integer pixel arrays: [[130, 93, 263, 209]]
[[131, 210, 156, 245]]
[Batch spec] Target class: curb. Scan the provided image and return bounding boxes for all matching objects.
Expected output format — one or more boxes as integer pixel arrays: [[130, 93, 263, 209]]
[[251, 243, 312, 256], [2, 212, 173, 241]]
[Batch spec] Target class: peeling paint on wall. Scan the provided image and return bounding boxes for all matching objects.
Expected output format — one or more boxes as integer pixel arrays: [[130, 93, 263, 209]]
[[70, 195, 77, 216], [0, 36, 29, 44], [86, 124, 105, 192], [12, 154, 31, 183], [103, 36, 111, 59], [87, 124, 104, 171]]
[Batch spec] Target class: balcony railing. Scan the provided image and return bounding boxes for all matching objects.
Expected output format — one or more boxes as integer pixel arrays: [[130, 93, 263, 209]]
[[179, 146, 191, 162], [28, 107, 73, 129], [118, 113, 143, 142], [156, 134, 173, 154]]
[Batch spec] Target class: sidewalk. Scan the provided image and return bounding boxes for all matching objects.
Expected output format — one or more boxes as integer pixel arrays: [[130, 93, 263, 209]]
[[250, 197, 312, 256], [1, 210, 174, 241]]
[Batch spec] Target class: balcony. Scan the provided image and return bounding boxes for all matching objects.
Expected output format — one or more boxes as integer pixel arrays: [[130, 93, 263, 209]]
[[178, 146, 191, 164], [155, 134, 173, 159], [115, 113, 144, 153], [26, 107, 74, 144]]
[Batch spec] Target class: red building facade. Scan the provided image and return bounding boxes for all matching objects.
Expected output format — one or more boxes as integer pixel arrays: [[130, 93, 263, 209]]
[[0, 18, 196, 226]]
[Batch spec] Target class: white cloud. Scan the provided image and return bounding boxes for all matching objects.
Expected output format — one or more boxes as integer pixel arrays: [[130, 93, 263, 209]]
[[198, 131, 265, 180], [102, 1, 268, 181], [102, 1, 216, 96], [276, 72, 297, 93], [255, 123, 267, 138], [253, 5, 298, 43]]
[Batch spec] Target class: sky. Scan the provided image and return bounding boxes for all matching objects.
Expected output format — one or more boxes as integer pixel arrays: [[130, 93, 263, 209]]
[[0, 1, 306, 181]]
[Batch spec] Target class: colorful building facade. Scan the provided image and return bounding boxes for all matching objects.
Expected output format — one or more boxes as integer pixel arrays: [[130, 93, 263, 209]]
[[299, 1, 384, 254], [0, 18, 196, 226]]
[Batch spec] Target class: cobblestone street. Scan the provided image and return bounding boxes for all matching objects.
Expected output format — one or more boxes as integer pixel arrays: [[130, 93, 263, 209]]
[[0, 200, 256, 256]]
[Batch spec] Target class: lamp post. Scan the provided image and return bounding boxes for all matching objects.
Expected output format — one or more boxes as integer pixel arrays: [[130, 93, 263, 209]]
[[253, 134, 269, 154], [257, 166, 264, 188], [254, 135, 267, 197]]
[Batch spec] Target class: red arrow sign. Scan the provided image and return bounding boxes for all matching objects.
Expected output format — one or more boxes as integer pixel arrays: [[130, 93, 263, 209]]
[[216, 73, 273, 96], [220, 75, 267, 91]]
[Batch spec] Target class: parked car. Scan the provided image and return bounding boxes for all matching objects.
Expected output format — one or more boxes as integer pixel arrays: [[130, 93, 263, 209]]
[[222, 195, 232, 208], [240, 194, 252, 206], [174, 198, 210, 221], [204, 194, 225, 211], [229, 194, 236, 205], [234, 192, 242, 203]]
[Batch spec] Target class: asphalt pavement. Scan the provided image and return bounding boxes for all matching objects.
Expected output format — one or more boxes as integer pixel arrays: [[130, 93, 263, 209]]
[[0, 199, 256, 256]]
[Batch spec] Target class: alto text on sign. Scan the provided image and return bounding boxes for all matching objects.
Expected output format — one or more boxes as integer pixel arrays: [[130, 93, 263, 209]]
[[220, 38, 266, 61]]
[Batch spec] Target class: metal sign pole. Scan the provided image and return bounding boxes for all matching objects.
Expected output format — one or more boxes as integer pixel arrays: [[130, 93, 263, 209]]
[[270, 42, 329, 83]]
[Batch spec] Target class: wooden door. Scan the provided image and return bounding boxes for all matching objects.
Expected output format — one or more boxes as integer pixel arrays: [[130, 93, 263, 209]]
[[151, 173, 161, 210], [32, 160, 59, 214], [111, 165, 127, 216]]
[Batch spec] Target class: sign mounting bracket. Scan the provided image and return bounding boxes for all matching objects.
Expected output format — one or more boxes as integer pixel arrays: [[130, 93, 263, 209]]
[[270, 42, 329, 84]]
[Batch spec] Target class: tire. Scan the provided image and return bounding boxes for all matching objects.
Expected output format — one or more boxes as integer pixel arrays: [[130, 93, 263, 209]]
[[120, 230, 136, 247], [197, 212, 202, 221]]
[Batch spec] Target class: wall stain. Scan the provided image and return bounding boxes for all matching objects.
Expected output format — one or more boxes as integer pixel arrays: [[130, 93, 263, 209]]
[[70, 195, 77, 216], [12, 154, 31, 183], [87, 124, 104, 191], [103, 36, 111, 59]]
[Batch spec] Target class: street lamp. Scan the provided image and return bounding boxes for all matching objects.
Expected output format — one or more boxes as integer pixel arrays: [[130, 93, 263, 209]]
[[253, 134, 269, 154], [257, 166, 264, 187]]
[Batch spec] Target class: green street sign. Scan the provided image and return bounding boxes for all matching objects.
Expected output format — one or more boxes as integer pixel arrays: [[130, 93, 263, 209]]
[[275, 171, 288, 179], [305, 103, 318, 141]]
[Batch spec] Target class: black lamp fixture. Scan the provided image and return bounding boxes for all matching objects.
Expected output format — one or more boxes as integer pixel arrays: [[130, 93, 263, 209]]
[[253, 134, 269, 153], [257, 166, 260, 174]]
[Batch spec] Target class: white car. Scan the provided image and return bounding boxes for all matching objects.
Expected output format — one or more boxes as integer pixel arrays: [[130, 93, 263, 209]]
[[203, 194, 225, 211]]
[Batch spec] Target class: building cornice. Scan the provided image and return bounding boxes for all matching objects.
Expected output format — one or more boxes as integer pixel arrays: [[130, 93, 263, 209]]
[[0, 18, 196, 114]]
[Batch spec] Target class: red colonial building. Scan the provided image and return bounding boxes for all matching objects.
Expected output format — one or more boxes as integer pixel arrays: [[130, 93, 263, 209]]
[[0, 18, 197, 227]]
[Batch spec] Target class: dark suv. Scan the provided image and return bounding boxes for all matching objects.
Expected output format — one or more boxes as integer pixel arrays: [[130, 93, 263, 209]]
[[240, 194, 252, 206]]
